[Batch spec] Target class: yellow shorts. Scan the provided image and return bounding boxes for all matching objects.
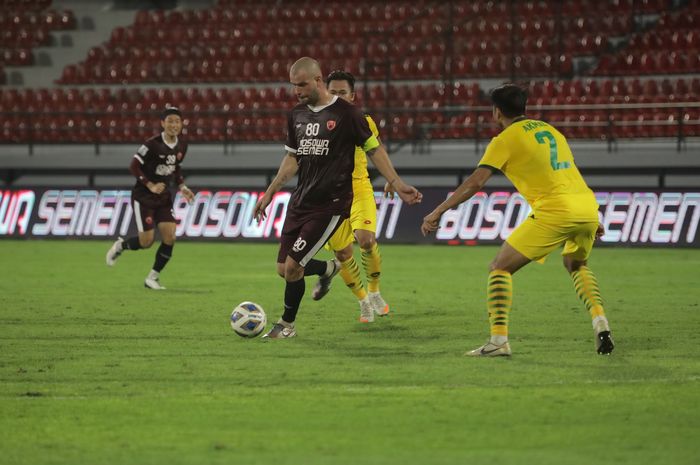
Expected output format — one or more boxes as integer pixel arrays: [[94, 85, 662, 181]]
[[506, 215, 598, 263], [326, 177, 377, 251]]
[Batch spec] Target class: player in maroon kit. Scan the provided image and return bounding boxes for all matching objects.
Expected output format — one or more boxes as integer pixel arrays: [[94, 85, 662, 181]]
[[253, 57, 422, 339], [105, 107, 194, 289]]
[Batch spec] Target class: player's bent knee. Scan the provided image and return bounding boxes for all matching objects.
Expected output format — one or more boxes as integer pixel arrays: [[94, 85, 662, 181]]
[[275, 263, 285, 278], [335, 245, 353, 262], [284, 268, 304, 281], [355, 231, 376, 250], [284, 261, 304, 281], [564, 257, 586, 274]]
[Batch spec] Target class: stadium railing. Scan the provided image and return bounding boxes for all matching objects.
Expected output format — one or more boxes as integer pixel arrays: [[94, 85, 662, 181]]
[[1, 102, 698, 155]]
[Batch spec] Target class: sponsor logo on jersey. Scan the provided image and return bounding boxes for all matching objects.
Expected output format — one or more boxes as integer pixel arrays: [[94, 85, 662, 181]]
[[327, 120, 336, 130], [137, 145, 149, 156], [364, 220, 372, 224], [156, 164, 176, 176], [297, 138, 330, 156]]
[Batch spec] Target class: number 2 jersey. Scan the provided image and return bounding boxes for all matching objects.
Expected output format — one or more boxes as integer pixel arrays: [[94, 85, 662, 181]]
[[284, 96, 379, 216], [478, 119, 598, 222], [131, 132, 188, 199]]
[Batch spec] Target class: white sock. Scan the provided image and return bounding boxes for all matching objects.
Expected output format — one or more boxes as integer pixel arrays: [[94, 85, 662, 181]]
[[323, 260, 336, 277], [592, 315, 610, 331], [490, 335, 508, 346]]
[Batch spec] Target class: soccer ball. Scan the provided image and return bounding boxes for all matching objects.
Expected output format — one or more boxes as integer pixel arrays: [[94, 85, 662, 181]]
[[230, 301, 267, 338]]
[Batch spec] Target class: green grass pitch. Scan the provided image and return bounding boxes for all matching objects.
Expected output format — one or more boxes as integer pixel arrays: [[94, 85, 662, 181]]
[[1, 240, 699, 465]]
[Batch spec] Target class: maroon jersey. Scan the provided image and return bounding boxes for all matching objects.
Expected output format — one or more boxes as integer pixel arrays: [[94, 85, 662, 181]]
[[284, 96, 373, 215], [132, 133, 188, 197]]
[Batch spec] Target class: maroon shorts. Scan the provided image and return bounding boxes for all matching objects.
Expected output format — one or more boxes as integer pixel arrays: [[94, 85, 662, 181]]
[[277, 209, 344, 267], [131, 189, 175, 232]]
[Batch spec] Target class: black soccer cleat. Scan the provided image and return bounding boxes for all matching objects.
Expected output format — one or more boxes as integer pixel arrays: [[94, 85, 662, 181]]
[[596, 331, 615, 355]]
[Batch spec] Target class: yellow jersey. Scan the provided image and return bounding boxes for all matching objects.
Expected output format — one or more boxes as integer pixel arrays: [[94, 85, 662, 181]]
[[478, 118, 598, 221], [352, 115, 379, 180]]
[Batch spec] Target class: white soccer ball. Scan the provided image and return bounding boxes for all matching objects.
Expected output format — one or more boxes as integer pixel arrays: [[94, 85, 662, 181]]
[[230, 301, 267, 338]]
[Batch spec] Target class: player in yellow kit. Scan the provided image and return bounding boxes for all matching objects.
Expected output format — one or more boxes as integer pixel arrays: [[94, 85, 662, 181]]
[[311, 70, 391, 323], [421, 83, 614, 356]]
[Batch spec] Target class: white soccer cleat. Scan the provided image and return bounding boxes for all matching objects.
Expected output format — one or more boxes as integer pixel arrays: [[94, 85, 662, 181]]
[[105, 237, 124, 266], [144, 270, 166, 290], [368, 292, 389, 316], [144, 277, 166, 290], [359, 298, 374, 323], [465, 341, 512, 357]]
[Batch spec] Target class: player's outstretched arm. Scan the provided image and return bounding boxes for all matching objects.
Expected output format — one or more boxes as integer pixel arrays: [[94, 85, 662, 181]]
[[254, 153, 299, 222], [421, 167, 493, 236], [365, 145, 422, 205]]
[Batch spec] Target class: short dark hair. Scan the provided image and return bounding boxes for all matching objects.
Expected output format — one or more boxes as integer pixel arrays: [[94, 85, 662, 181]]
[[489, 84, 527, 118], [161, 106, 182, 120], [326, 70, 355, 92]]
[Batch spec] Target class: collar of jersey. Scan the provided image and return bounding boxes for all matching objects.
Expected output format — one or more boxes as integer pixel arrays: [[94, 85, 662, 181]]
[[161, 131, 178, 148], [307, 95, 338, 112]]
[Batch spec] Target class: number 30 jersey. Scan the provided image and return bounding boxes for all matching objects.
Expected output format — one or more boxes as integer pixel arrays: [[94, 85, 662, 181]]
[[478, 119, 598, 221], [132, 133, 188, 195]]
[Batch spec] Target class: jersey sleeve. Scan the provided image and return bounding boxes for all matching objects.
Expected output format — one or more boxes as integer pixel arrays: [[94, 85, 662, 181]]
[[133, 141, 151, 165], [365, 115, 380, 139], [284, 111, 298, 155], [351, 107, 378, 152], [478, 135, 509, 171]]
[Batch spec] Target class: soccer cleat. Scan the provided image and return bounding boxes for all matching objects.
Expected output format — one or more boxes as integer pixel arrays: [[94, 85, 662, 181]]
[[595, 330, 615, 355], [359, 298, 374, 323], [105, 237, 124, 266], [593, 316, 614, 355], [465, 341, 512, 357], [144, 270, 166, 290], [368, 292, 389, 316], [312, 259, 341, 301], [261, 320, 296, 339], [144, 277, 166, 290]]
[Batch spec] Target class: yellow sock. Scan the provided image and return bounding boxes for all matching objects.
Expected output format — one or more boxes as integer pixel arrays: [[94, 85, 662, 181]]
[[572, 266, 606, 320], [339, 256, 367, 300], [361, 242, 382, 293], [488, 270, 512, 339]]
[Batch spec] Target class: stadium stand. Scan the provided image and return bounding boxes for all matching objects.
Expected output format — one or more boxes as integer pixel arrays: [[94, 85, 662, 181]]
[[1, 0, 699, 188]]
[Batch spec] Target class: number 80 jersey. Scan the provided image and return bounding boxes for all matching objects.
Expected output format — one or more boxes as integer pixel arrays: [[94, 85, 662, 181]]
[[478, 119, 598, 221], [284, 96, 377, 214]]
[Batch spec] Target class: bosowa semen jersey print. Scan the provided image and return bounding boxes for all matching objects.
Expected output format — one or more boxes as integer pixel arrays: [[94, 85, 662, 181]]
[[285, 96, 375, 216]]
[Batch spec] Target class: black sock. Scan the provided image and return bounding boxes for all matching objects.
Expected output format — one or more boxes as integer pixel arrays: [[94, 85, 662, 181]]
[[153, 243, 173, 272], [123, 236, 141, 250], [281, 278, 305, 323], [304, 259, 328, 277]]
